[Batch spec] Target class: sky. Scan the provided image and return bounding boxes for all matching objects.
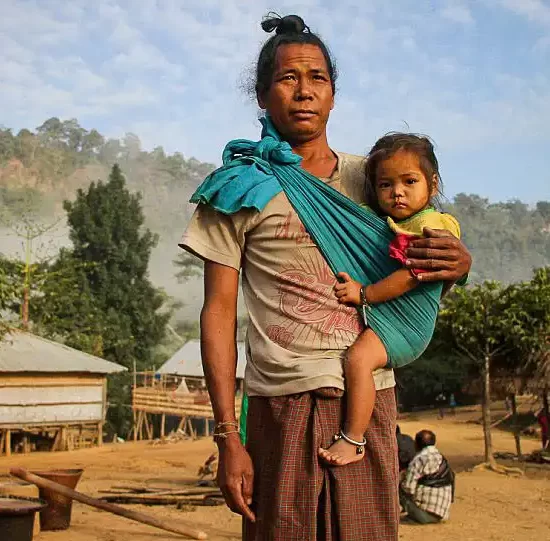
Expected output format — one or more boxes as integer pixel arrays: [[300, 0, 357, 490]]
[[1, 0, 549, 204]]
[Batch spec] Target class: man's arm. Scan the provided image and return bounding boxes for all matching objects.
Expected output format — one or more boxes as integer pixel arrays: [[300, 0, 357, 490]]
[[405, 227, 472, 285], [401, 456, 423, 496], [201, 261, 240, 423], [201, 261, 255, 522]]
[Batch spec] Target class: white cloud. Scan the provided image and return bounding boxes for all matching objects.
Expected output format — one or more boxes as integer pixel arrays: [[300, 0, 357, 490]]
[[494, 0, 550, 26], [0, 0, 548, 173], [441, 3, 475, 25]]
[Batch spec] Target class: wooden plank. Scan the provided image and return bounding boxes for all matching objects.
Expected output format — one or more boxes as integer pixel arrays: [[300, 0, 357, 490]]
[[0, 421, 102, 430], [0, 400, 103, 407], [0, 374, 103, 387]]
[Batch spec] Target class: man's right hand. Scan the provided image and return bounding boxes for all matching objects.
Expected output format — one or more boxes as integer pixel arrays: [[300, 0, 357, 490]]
[[217, 434, 256, 522]]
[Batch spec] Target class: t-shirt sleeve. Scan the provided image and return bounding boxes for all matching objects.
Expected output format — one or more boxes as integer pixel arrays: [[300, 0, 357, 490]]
[[179, 204, 257, 270], [422, 213, 461, 239]]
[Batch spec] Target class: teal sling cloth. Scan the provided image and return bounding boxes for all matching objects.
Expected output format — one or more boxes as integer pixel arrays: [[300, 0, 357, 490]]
[[190, 117, 443, 443]]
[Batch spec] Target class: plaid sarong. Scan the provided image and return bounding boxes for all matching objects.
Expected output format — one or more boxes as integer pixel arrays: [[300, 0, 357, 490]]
[[244, 388, 399, 541]]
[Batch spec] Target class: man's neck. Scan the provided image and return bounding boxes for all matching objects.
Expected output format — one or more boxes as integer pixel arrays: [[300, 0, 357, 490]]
[[290, 134, 337, 178]]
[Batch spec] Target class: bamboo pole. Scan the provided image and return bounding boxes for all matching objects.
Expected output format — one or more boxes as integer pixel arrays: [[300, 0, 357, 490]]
[[10, 468, 208, 540]]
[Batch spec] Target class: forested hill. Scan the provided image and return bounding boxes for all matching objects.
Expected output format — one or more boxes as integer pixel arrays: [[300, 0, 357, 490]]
[[0, 117, 215, 238], [1, 118, 549, 288]]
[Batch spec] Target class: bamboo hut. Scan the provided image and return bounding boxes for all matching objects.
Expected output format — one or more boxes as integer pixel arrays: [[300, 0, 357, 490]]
[[0, 331, 126, 456], [131, 340, 246, 440]]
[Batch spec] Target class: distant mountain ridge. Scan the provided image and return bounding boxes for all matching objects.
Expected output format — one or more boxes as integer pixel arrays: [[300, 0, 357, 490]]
[[1, 118, 549, 313]]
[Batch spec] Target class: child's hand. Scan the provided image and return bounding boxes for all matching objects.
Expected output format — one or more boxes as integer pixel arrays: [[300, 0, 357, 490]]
[[334, 272, 362, 305]]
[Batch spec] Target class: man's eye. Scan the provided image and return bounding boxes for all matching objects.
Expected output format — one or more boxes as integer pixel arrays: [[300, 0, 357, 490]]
[[406, 178, 417, 184], [282, 75, 296, 81]]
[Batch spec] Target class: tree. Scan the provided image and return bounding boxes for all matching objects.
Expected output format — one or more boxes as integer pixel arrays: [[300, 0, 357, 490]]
[[438, 282, 516, 472], [173, 252, 203, 283], [0, 256, 21, 338], [62, 163, 169, 368], [0, 128, 15, 163], [81, 129, 105, 157], [36, 117, 64, 147]]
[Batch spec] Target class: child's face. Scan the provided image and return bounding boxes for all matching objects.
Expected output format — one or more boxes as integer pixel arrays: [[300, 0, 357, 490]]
[[374, 150, 435, 220]]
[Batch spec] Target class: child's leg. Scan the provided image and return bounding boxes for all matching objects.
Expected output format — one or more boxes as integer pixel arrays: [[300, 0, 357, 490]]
[[318, 328, 388, 466]]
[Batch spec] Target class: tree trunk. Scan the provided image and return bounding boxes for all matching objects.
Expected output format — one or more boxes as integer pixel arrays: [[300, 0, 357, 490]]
[[543, 386, 549, 425], [21, 286, 29, 329], [510, 393, 522, 458], [481, 355, 496, 466]]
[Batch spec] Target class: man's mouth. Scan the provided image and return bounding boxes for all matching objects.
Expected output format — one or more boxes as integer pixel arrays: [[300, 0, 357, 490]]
[[291, 110, 317, 119]]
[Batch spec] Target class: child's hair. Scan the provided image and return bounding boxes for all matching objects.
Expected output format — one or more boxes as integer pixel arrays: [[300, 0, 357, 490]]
[[365, 133, 443, 215]]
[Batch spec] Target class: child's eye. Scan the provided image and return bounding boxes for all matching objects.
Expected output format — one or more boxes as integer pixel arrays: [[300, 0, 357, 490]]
[[406, 178, 417, 184], [378, 182, 391, 189]]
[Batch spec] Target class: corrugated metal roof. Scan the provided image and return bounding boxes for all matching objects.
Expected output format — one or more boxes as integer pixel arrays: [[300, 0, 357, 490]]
[[0, 331, 127, 374], [158, 340, 247, 379]]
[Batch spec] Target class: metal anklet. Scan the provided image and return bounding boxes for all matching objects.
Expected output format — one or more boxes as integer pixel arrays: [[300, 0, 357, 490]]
[[333, 430, 367, 455]]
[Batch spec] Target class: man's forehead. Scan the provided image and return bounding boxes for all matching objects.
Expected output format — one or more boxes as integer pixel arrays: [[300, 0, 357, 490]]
[[274, 44, 328, 71]]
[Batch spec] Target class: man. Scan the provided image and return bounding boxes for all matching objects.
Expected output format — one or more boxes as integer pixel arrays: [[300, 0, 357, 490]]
[[396, 425, 416, 472], [436, 392, 447, 419], [180, 14, 471, 541], [400, 430, 454, 524]]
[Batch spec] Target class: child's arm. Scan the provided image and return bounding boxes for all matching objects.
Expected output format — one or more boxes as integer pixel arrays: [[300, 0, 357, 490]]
[[335, 269, 418, 306]]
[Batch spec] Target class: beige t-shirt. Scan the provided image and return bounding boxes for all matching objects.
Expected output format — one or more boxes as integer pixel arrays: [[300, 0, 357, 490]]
[[180, 151, 396, 396]]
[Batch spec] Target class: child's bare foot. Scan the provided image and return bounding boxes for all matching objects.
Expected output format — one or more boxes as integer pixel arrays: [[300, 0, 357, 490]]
[[318, 434, 365, 466]]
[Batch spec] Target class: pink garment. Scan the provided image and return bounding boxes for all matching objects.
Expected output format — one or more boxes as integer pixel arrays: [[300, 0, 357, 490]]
[[389, 233, 428, 276]]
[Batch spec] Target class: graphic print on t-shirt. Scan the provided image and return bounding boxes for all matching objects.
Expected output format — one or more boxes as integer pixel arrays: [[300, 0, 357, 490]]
[[266, 211, 361, 350]]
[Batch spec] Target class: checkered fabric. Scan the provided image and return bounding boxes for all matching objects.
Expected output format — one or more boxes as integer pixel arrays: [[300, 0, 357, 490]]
[[401, 446, 452, 520], [243, 388, 399, 541]]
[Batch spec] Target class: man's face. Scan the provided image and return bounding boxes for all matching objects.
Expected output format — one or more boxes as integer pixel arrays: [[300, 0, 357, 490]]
[[257, 43, 334, 145]]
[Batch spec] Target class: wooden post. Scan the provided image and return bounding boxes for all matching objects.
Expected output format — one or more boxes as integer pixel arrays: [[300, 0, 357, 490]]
[[204, 418, 210, 437], [177, 416, 186, 433], [0, 431, 5, 456], [61, 425, 68, 451], [22, 435, 30, 454], [161, 413, 166, 440], [136, 411, 143, 441], [97, 421, 104, 446], [5, 430, 11, 457], [510, 393, 522, 458]]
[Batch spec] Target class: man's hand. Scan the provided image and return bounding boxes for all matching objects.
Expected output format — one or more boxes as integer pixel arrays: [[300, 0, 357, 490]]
[[405, 228, 472, 282], [217, 435, 256, 522], [335, 272, 362, 305]]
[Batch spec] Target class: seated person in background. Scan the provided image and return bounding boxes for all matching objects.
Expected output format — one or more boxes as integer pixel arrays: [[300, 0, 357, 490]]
[[396, 425, 416, 472], [400, 429, 454, 524]]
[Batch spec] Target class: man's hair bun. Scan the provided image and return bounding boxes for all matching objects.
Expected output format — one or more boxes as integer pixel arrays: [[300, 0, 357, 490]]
[[261, 14, 309, 35]]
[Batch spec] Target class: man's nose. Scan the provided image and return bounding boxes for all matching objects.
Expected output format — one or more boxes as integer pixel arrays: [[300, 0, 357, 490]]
[[295, 78, 313, 100]]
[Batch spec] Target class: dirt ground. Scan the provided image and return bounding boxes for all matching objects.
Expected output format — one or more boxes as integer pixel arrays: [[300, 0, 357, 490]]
[[1, 407, 549, 541]]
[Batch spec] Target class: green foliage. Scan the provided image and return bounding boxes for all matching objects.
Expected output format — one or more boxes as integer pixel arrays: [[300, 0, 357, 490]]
[[57, 164, 169, 369], [173, 252, 203, 283], [396, 341, 472, 409], [499, 267, 550, 383], [438, 281, 512, 364]]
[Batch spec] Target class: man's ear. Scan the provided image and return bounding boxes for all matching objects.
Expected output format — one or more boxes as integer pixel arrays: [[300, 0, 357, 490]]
[[257, 91, 267, 110]]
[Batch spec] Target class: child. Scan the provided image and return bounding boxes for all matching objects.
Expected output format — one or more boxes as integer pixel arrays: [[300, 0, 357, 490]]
[[319, 133, 461, 466]]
